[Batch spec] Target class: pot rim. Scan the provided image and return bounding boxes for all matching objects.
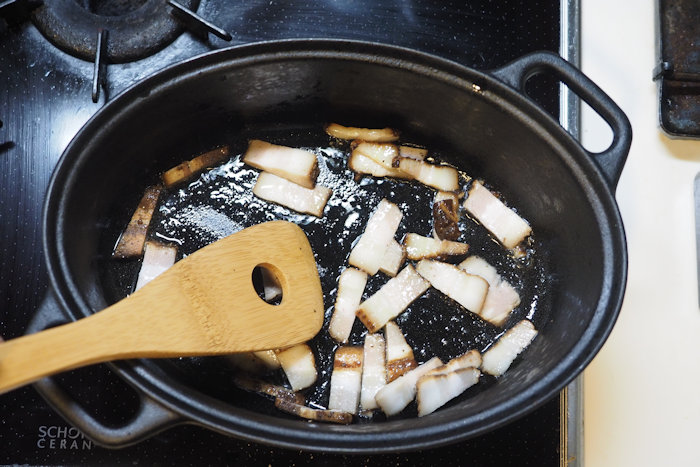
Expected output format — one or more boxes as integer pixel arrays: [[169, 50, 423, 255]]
[[41, 39, 627, 452]]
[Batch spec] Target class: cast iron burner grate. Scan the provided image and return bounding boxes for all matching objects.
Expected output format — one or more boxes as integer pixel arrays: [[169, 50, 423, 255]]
[[23, 0, 232, 102], [31, 0, 201, 63]]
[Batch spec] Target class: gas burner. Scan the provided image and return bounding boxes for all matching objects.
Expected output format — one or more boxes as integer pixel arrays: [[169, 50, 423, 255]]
[[31, 0, 200, 63], [20, 0, 231, 102]]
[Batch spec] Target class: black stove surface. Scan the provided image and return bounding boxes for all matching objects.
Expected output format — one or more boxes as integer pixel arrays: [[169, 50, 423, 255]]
[[0, 1, 564, 464]]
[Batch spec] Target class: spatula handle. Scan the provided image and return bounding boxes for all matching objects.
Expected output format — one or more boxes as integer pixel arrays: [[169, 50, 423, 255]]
[[0, 284, 204, 394], [0, 307, 128, 394]]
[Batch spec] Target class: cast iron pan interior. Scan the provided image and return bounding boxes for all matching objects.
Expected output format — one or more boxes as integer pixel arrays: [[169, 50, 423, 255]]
[[42, 40, 626, 451]]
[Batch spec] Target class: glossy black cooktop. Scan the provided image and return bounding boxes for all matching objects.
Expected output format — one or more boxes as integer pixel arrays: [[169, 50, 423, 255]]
[[0, 1, 565, 464]]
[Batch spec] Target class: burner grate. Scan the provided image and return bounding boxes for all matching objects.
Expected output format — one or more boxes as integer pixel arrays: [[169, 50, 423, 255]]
[[31, 0, 201, 63]]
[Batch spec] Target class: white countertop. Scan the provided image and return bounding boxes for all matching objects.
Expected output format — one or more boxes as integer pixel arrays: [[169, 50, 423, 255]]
[[581, 1, 700, 466]]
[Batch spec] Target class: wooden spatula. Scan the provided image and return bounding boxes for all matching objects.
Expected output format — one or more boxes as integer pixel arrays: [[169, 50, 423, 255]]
[[0, 220, 324, 394]]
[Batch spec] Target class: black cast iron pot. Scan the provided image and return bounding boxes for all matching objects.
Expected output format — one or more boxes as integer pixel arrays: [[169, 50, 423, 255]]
[[28, 40, 630, 452]]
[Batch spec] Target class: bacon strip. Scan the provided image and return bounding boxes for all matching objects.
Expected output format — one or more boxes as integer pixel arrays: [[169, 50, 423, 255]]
[[374, 357, 443, 416], [233, 375, 305, 405], [416, 368, 480, 417], [459, 256, 521, 326], [348, 198, 403, 276], [349, 142, 459, 191], [356, 265, 430, 333], [276, 343, 317, 391], [348, 151, 406, 179], [328, 346, 364, 414], [384, 321, 417, 383], [481, 320, 538, 377], [463, 181, 531, 249], [274, 398, 353, 424], [396, 158, 459, 192], [113, 185, 162, 259], [427, 349, 482, 375], [329, 268, 368, 343], [134, 241, 177, 291], [360, 333, 386, 411], [162, 146, 229, 188], [403, 233, 469, 262], [252, 171, 332, 217], [325, 123, 399, 142], [243, 139, 319, 188], [415, 260, 489, 316]]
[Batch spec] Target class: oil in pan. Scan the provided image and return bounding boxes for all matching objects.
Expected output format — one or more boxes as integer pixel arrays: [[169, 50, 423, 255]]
[[101, 125, 552, 420]]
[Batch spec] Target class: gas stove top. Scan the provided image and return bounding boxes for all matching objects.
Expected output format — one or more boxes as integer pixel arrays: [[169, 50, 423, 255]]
[[0, 1, 579, 464]]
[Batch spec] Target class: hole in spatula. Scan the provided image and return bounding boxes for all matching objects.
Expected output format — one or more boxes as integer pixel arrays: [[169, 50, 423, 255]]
[[252, 264, 283, 306]]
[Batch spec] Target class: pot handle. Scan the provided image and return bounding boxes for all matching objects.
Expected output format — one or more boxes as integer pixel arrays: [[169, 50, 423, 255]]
[[490, 51, 632, 189], [26, 291, 183, 448]]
